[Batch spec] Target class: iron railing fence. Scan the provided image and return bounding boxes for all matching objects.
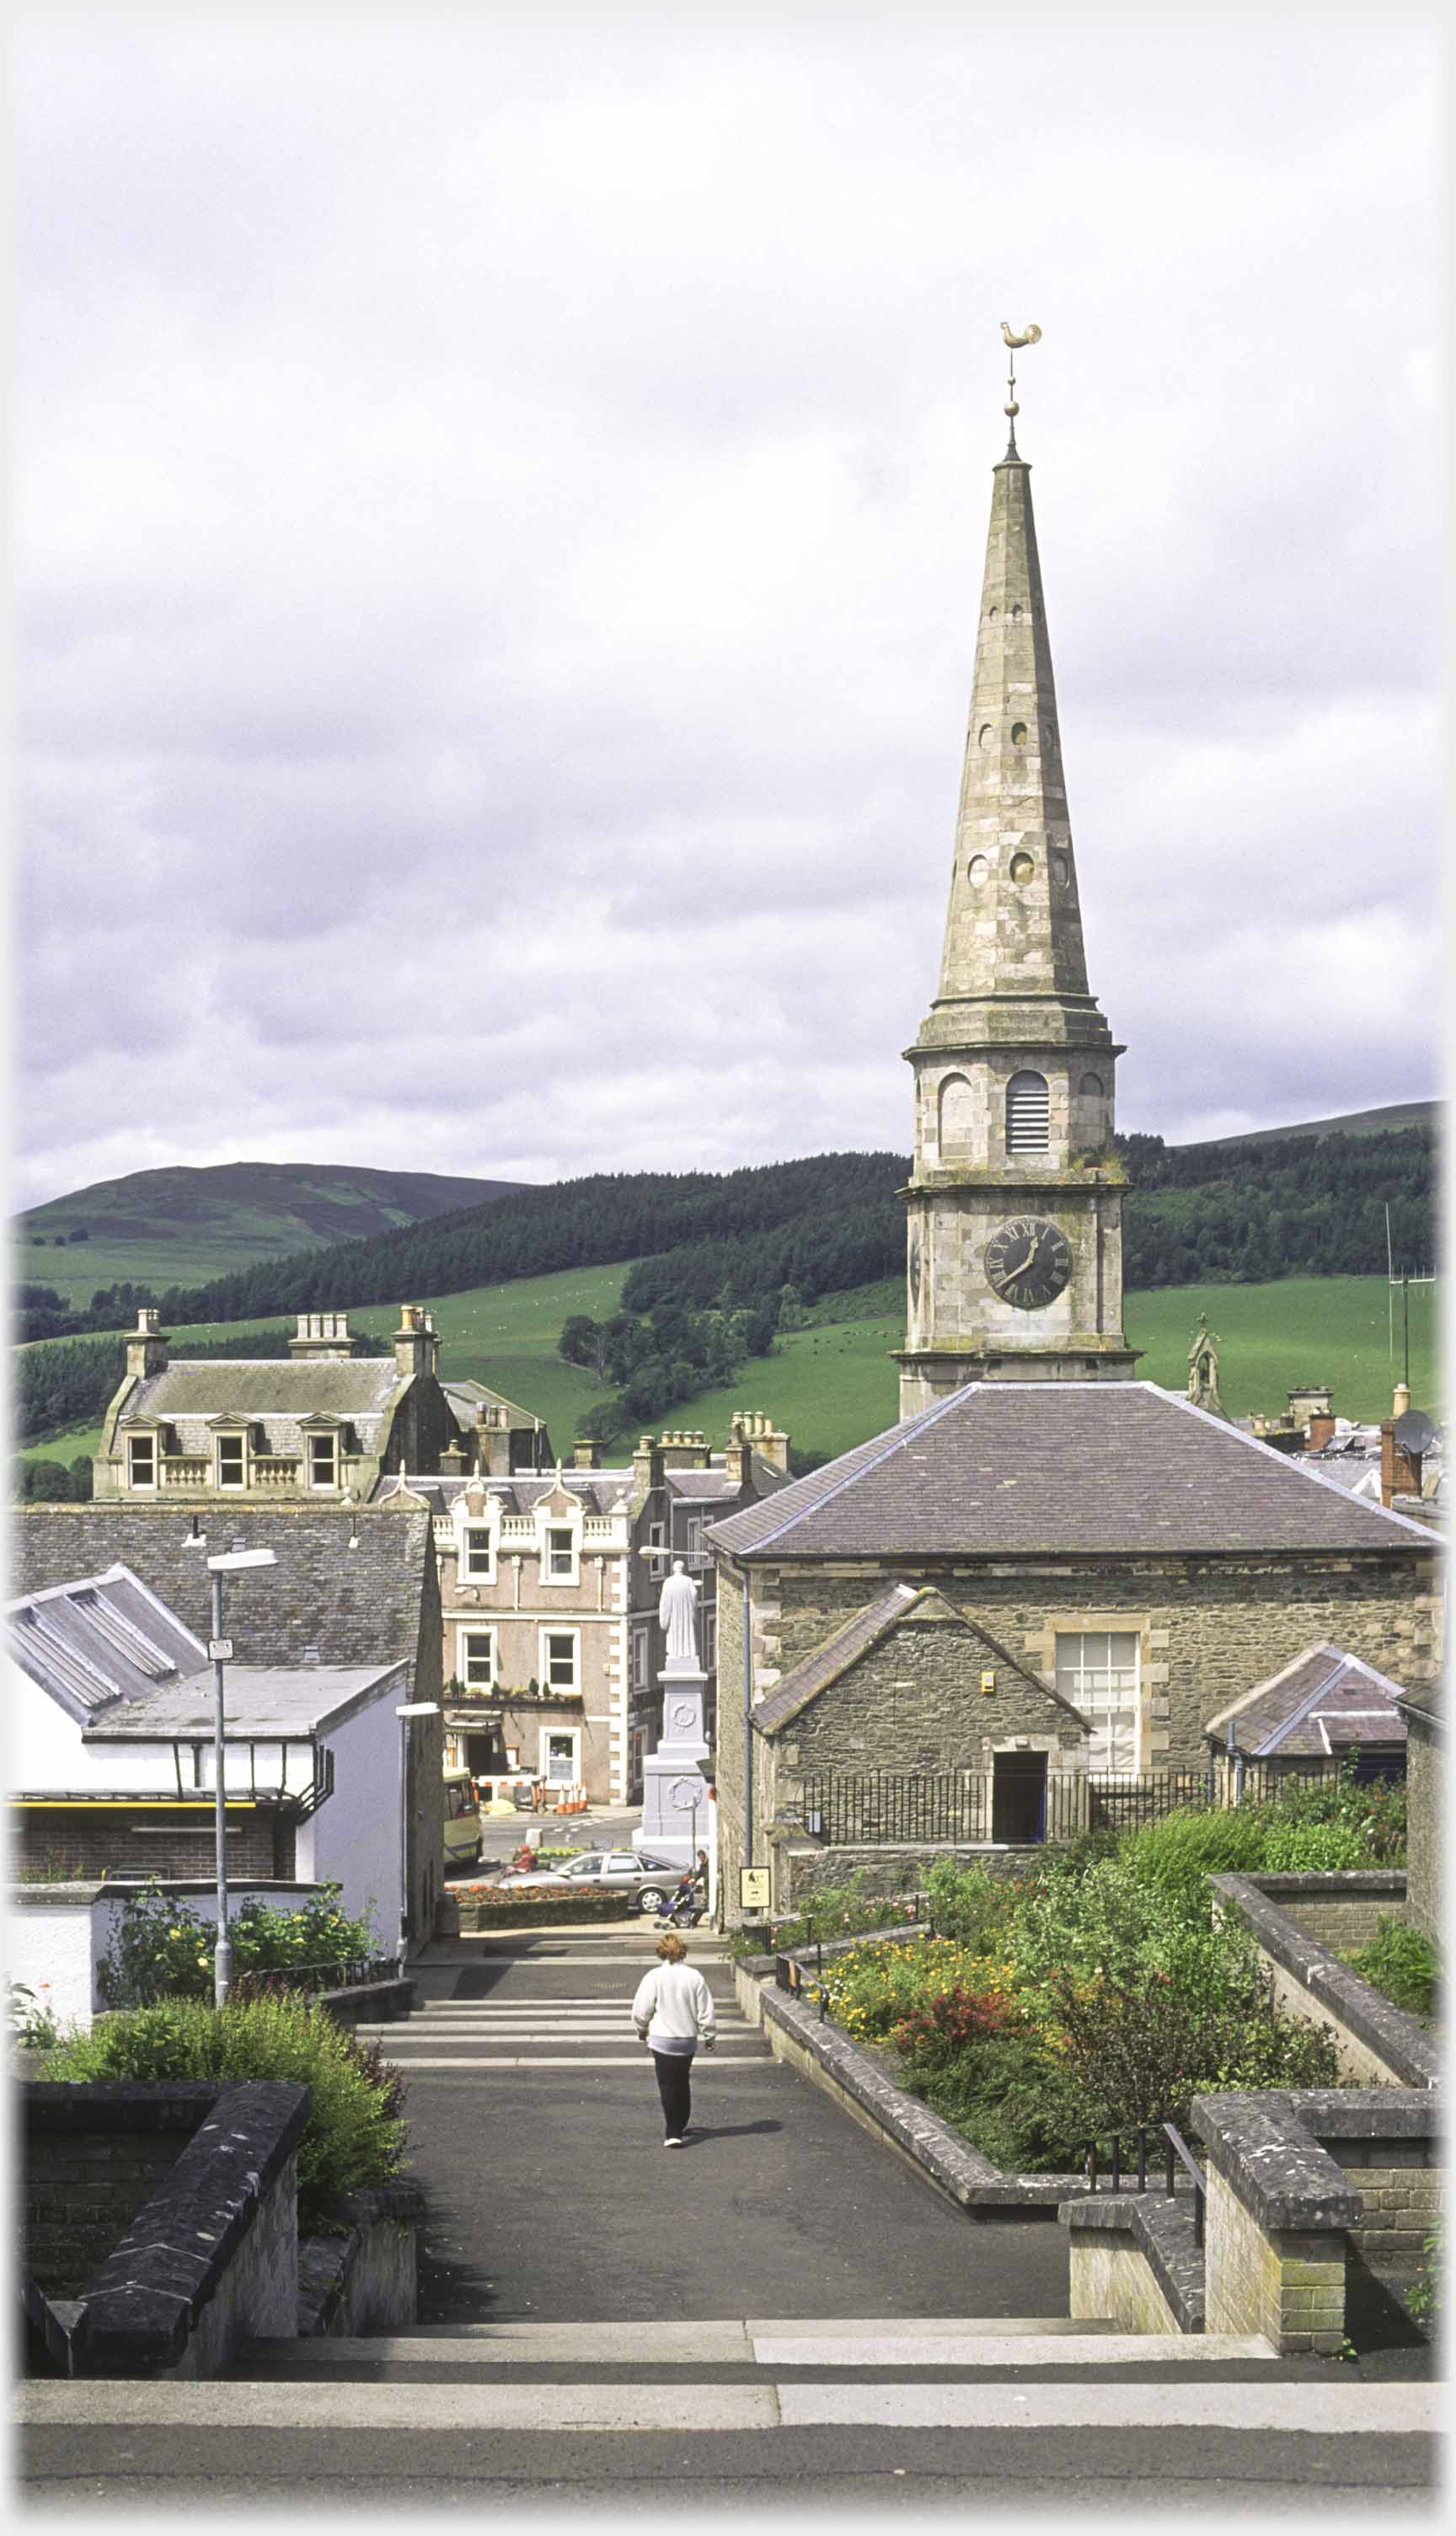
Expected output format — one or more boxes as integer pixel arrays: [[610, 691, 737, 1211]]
[[799, 1760, 1357, 1847], [229, 1954, 394, 2002]]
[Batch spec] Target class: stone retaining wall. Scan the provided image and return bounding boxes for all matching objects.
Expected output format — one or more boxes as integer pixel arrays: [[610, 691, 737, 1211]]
[[1065, 2196, 1201, 2335], [297, 2184, 424, 2336], [775, 1844, 1043, 1907], [1209, 1872, 1437, 2088], [1239, 1870, 1410, 1953], [24, 2085, 214, 2298]]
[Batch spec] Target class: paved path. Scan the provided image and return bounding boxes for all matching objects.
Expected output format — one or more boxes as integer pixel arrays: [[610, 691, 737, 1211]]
[[371, 1926, 1073, 2324]]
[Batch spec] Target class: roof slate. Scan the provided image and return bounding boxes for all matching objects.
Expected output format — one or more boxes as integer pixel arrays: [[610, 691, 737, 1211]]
[[11, 1507, 437, 1675], [117, 1358, 404, 1461], [707, 1384, 1441, 1563]]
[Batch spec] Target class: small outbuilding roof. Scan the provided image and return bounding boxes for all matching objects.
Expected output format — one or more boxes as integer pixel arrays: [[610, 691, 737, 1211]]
[[1202, 1643, 1410, 1759]]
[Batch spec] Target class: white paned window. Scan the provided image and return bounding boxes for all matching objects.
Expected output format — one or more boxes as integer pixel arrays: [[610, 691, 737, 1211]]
[[703, 1608, 718, 1673], [216, 1434, 245, 1490], [543, 1730, 578, 1783], [460, 1628, 494, 1688], [308, 1434, 337, 1490], [543, 1631, 578, 1690], [630, 1624, 650, 1692], [1055, 1631, 1141, 1772], [127, 1434, 156, 1490], [1006, 1069, 1051, 1152], [463, 1525, 493, 1578], [546, 1525, 575, 1579]]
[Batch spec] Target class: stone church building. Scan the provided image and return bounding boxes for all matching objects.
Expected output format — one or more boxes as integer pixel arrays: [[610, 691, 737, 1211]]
[[710, 386, 1442, 1921]]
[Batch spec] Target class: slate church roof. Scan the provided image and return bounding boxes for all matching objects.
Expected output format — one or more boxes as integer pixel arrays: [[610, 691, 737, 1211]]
[[10, 1506, 438, 1675], [708, 1383, 1442, 1563]]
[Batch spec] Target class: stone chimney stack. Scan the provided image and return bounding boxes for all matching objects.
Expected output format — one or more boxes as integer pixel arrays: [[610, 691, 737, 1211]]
[[1306, 1411, 1336, 1453], [125, 1306, 169, 1381], [657, 1429, 710, 1472], [473, 1402, 512, 1477], [729, 1408, 791, 1476], [289, 1311, 358, 1360], [1380, 1414, 1423, 1510], [572, 1439, 600, 1469], [393, 1304, 439, 1381]]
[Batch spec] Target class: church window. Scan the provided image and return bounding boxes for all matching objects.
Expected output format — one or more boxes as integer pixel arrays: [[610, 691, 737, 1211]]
[[1009, 852, 1035, 882], [1006, 1070, 1050, 1151], [127, 1434, 156, 1490], [938, 1072, 975, 1156], [1079, 1072, 1105, 1098], [967, 854, 988, 885], [1055, 1632, 1141, 1772], [1010, 721, 1028, 745], [308, 1434, 337, 1490]]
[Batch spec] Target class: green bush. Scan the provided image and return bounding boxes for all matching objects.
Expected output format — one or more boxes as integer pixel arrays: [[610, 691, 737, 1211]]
[[1118, 1809, 1270, 1901], [42, 1994, 407, 2231], [1261, 1771, 1407, 1863], [1258, 1820, 1369, 1874], [97, 1880, 383, 2008], [921, 1858, 1017, 1948], [913, 2029, 1091, 2174], [1343, 1917, 1438, 2022]]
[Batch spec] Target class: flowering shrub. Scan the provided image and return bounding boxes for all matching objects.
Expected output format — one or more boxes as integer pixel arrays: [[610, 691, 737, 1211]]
[[8, 1980, 61, 2049], [822, 1936, 1017, 2042], [97, 1879, 382, 2008], [889, 1980, 1018, 2064]]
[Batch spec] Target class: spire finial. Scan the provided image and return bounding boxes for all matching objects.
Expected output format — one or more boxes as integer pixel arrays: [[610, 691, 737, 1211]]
[[998, 320, 1041, 458]]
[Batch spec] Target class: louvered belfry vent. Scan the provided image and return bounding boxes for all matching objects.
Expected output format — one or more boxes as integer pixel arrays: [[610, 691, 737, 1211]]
[[1006, 1069, 1051, 1152]]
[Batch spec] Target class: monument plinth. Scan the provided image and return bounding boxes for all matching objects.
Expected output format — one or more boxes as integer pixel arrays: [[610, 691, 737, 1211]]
[[634, 1561, 714, 1871]]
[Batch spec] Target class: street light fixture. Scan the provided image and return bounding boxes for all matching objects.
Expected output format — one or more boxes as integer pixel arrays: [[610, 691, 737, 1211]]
[[395, 1702, 442, 1972], [206, 1546, 277, 2006]]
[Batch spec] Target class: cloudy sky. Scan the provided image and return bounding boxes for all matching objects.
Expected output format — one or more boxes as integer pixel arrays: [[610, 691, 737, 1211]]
[[13, 5, 1443, 1211]]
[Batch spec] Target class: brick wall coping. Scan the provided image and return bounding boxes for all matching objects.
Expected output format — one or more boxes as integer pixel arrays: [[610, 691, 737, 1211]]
[[757, 1979, 1087, 2211], [1209, 1871, 1439, 2090], [1060, 2190, 1206, 2333], [1189, 2086, 1440, 2237], [10, 1880, 324, 1909], [25, 2078, 310, 2373]]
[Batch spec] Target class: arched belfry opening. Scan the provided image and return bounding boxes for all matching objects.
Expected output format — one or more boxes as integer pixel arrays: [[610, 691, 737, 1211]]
[[938, 1072, 975, 1158], [1005, 1069, 1050, 1154]]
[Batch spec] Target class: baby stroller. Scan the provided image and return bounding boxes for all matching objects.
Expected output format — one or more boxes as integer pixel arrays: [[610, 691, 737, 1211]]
[[656, 1874, 705, 1930]]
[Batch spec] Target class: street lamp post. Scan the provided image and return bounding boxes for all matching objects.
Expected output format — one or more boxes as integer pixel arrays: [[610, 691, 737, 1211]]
[[205, 1546, 277, 2007], [396, 1702, 442, 1972]]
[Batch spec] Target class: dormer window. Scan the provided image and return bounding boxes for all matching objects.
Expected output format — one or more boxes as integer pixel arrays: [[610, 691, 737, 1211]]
[[547, 1525, 575, 1579], [127, 1434, 156, 1491], [463, 1525, 494, 1579], [308, 1434, 338, 1491], [216, 1434, 246, 1491]]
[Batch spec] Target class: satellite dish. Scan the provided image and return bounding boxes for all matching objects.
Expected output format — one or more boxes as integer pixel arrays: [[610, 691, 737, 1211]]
[[1393, 1408, 1436, 1456]]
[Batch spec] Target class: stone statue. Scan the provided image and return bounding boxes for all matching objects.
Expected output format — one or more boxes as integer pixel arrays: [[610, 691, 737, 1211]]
[[657, 1558, 701, 1669], [1186, 1315, 1224, 1415]]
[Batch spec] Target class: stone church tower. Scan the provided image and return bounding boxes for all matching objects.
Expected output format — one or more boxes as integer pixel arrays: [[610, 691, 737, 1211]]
[[897, 378, 1140, 1416]]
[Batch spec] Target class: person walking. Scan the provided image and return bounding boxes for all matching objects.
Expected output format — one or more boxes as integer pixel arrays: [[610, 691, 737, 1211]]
[[631, 1930, 715, 2146]]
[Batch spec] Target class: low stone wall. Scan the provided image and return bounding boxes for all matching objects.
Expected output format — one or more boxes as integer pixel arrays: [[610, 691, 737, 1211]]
[[297, 2183, 425, 2336], [20, 2079, 308, 2378], [776, 1843, 1043, 1909], [310, 1976, 415, 2030], [1065, 2194, 1203, 2335], [1193, 2086, 1443, 2356], [1235, 1870, 1410, 1953], [1210, 1872, 1437, 2088], [8, 1881, 325, 2034], [458, 1890, 635, 1928]]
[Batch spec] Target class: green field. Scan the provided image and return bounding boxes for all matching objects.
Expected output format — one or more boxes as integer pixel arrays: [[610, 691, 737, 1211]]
[[21, 1265, 1437, 1477]]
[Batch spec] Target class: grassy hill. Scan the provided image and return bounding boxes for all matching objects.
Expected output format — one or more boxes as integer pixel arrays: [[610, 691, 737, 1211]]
[[13, 1161, 522, 1304], [1180, 1099, 1442, 1150], [21, 1266, 1437, 1477]]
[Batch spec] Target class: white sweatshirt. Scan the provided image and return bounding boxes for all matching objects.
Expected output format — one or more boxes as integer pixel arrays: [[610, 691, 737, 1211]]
[[631, 1960, 717, 2055]]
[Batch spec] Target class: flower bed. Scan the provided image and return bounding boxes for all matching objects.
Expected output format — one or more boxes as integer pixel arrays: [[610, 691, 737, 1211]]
[[454, 1882, 635, 1929], [811, 1796, 1377, 2173]]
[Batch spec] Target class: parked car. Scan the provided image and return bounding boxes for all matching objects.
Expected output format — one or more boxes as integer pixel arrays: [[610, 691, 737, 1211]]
[[442, 1767, 483, 1873], [495, 1847, 683, 1914]]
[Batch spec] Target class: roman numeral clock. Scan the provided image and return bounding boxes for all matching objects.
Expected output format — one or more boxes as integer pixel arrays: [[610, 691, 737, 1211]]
[[983, 1215, 1073, 1312]]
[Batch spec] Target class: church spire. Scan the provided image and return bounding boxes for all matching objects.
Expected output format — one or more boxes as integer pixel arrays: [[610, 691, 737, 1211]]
[[895, 333, 1139, 1416]]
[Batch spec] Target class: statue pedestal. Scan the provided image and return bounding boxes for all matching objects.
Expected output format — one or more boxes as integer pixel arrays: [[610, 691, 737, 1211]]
[[634, 1663, 712, 1870]]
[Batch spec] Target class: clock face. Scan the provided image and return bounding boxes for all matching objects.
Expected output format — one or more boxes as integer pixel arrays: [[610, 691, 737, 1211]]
[[984, 1214, 1073, 1311]]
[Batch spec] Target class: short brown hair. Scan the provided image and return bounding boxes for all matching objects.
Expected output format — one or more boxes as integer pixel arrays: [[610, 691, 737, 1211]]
[[656, 1931, 688, 1962]]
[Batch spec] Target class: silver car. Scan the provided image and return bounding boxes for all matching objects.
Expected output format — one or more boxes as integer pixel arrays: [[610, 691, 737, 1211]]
[[496, 1847, 687, 1915]]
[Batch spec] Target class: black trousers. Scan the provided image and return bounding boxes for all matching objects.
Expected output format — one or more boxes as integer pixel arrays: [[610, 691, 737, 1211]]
[[651, 2048, 694, 2137]]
